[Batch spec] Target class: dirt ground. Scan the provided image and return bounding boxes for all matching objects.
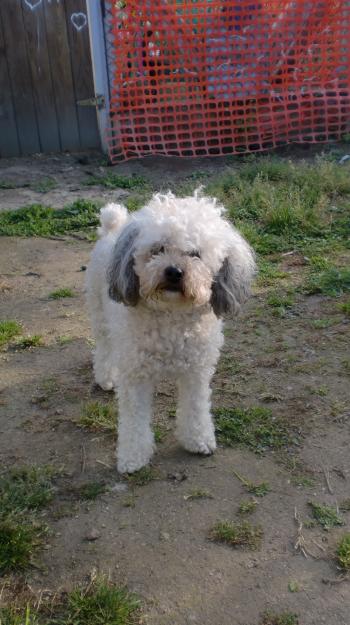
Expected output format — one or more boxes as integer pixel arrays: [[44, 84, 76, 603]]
[[0, 150, 350, 625]]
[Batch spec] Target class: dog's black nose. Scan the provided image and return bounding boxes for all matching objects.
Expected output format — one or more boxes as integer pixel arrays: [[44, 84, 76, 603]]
[[165, 266, 183, 283]]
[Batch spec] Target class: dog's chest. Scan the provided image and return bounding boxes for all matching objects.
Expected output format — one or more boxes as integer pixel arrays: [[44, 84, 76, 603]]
[[123, 310, 222, 376]]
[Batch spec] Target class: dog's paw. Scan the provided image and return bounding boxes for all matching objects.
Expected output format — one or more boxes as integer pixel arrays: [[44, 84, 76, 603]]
[[97, 379, 114, 391], [179, 435, 217, 456], [117, 457, 150, 474]]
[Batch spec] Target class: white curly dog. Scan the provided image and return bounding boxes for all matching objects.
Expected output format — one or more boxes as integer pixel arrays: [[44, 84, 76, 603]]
[[86, 191, 255, 473]]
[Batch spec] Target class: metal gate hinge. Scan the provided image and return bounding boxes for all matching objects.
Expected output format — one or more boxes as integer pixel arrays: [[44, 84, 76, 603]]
[[77, 94, 105, 109]]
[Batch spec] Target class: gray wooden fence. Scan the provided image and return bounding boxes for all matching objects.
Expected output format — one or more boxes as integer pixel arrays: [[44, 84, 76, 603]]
[[0, 0, 100, 157]]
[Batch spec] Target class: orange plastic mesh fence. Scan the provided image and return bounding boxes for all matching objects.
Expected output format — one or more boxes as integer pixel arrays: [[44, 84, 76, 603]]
[[107, 0, 350, 162]]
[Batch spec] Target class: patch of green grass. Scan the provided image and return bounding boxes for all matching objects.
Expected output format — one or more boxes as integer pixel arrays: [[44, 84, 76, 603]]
[[0, 180, 17, 189], [0, 199, 100, 237], [256, 260, 288, 286], [153, 424, 167, 443], [267, 292, 294, 318], [126, 467, 159, 486], [336, 534, 350, 570], [290, 475, 315, 488], [218, 354, 242, 375], [79, 401, 116, 432], [78, 482, 107, 501], [207, 156, 350, 255], [0, 520, 42, 574], [57, 577, 140, 625], [233, 470, 270, 497], [208, 520, 263, 550], [184, 489, 213, 501], [31, 178, 56, 193], [288, 581, 300, 593], [303, 267, 350, 297], [124, 192, 151, 212], [0, 605, 39, 625], [15, 334, 43, 349], [308, 502, 344, 530], [311, 318, 338, 329], [84, 173, 147, 189], [214, 406, 291, 453], [0, 466, 55, 517], [338, 301, 350, 316], [57, 335, 73, 345], [0, 320, 22, 347], [0, 578, 140, 625], [238, 499, 257, 515], [0, 466, 56, 574], [49, 287, 75, 300], [261, 610, 299, 625]]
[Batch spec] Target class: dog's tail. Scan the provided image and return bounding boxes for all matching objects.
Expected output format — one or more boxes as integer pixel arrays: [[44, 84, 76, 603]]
[[97, 203, 129, 237]]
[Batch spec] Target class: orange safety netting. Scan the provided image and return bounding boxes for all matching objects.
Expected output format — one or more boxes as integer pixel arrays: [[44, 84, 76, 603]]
[[107, 0, 350, 162]]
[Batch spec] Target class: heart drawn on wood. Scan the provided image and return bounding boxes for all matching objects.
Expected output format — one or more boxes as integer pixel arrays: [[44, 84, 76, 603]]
[[24, 0, 43, 10], [71, 12, 88, 32]]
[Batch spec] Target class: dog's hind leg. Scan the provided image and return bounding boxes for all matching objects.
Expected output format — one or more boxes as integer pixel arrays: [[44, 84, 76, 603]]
[[116, 380, 155, 473], [86, 280, 117, 391], [175, 371, 216, 456]]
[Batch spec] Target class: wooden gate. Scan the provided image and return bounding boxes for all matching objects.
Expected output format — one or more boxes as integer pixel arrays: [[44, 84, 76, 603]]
[[0, 0, 101, 157]]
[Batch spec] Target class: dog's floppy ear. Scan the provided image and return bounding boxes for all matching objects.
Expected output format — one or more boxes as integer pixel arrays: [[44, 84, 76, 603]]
[[211, 244, 255, 317], [107, 222, 140, 306]]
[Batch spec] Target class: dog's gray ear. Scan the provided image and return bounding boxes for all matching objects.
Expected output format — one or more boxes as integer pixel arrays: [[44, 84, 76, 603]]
[[210, 254, 253, 317], [107, 223, 140, 306]]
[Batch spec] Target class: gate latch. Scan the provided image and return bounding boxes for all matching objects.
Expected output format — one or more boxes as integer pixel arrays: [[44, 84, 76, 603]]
[[77, 94, 105, 110]]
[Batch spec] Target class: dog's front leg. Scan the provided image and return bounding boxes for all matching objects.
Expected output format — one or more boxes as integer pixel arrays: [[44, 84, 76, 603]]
[[175, 371, 216, 456], [116, 380, 155, 474]]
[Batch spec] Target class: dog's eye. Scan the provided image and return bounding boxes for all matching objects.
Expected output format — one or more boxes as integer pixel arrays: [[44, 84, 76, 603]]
[[188, 250, 201, 258], [151, 245, 165, 256]]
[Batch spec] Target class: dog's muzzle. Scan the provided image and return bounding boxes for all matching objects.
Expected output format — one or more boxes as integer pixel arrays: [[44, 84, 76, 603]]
[[163, 265, 183, 291]]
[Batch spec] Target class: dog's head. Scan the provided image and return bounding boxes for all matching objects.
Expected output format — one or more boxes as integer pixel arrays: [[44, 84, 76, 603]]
[[107, 191, 255, 315]]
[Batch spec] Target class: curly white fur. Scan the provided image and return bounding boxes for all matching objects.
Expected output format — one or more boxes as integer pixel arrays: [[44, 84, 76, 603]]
[[86, 191, 255, 473]]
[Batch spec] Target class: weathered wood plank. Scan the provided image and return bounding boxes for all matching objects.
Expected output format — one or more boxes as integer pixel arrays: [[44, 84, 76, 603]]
[[65, 0, 100, 149], [0, 10, 20, 157], [21, 0, 61, 153], [43, 0, 80, 151], [0, 0, 41, 154]]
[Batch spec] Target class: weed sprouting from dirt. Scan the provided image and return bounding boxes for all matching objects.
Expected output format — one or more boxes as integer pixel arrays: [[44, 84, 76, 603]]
[[84, 172, 147, 189], [0, 466, 56, 516], [60, 577, 140, 625], [0, 200, 101, 237], [238, 499, 257, 515], [261, 610, 299, 625], [233, 470, 270, 497], [184, 489, 213, 501], [0, 577, 140, 625], [340, 499, 350, 512], [79, 401, 117, 432], [308, 502, 344, 530], [0, 520, 42, 574], [267, 292, 294, 318], [0, 604, 40, 625], [31, 178, 56, 193], [78, 482, 107, 501], [126, 467, 159, 487], [49, 288, 75, 299], [208, 520, 263, 550], [0, 320, 22, 347], [302, 267, 350, 297], [153, 424, 168, 443], [336, 534, 350, 570], [15, 335, 43, 349], [0, 466, 56, 574], [214, 406, 292, 452], [338, 301, 350, 316]]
